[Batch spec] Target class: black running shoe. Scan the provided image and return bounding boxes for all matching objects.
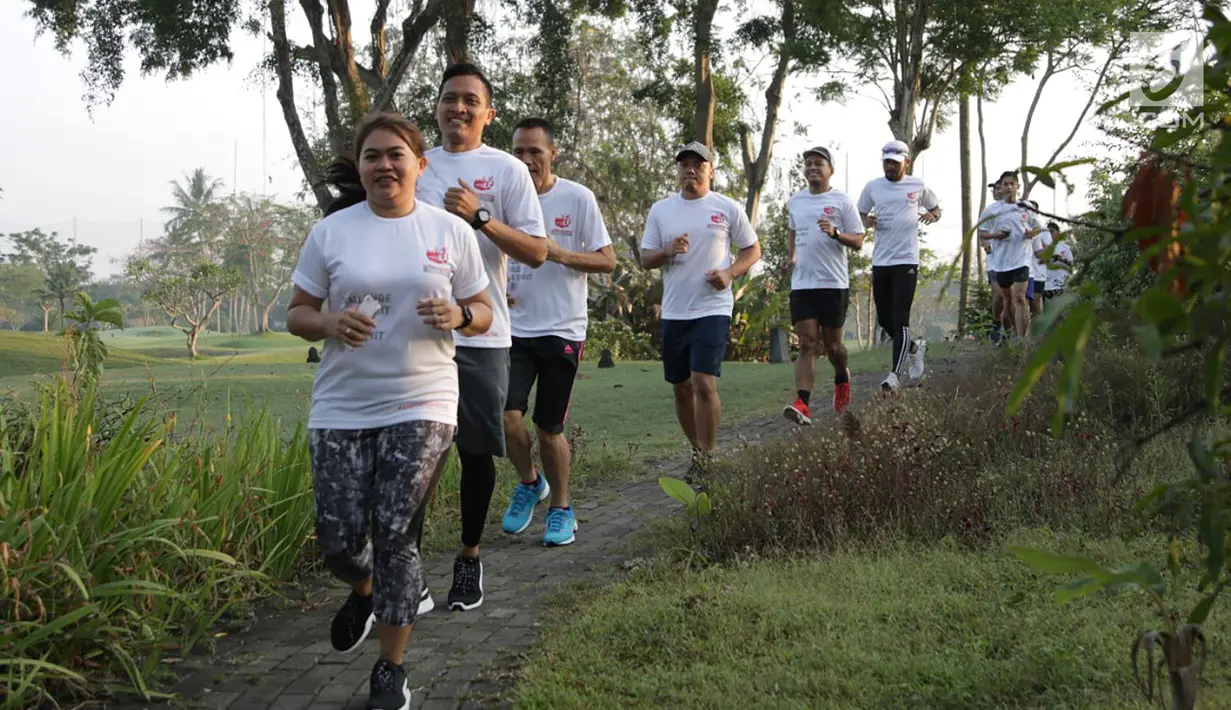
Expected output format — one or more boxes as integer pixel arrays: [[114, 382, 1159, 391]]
[[368, 658, 410, 710], [447, 555, 484, 611], [330, 590, 374, 653]]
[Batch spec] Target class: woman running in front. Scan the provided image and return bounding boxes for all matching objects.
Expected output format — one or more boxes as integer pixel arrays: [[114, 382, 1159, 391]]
[[286, 111, 493, 710]]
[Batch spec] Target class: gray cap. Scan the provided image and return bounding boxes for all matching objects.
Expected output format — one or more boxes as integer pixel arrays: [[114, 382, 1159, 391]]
[[675, 140, 715, 164], [802, 146, 834, 166]]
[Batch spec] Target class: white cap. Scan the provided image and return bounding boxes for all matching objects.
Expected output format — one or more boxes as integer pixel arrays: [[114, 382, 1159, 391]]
[[881, 140, 910, 163]]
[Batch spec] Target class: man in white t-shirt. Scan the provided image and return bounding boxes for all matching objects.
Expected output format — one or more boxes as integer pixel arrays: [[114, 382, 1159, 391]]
[[781, 146, 865, 425], [977, 170, 1043, 339], [856, 140, 942, 391], [639, 141, 761, 481], [1026, 199, 1052, 316], [1044, 222, 1074, 298], [501, 117, 615, 547], [415, 62, 548, 613]]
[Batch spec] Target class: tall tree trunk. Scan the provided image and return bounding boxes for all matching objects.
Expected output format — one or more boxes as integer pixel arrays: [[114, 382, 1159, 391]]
[[42, 304, 53, 332], [958, 89, 973, 337], [270, 0, 333, 208], [692, 0, 719, 147], [738, 0, 793, 227], [326, 0, 370, 122], [444, 0, 476, 64], [866, 287, 875, 346], [977, 91, 988, 278]]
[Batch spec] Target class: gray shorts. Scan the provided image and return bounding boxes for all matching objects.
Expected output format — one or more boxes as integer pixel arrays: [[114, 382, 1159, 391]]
[[455, 346, 510, 457]]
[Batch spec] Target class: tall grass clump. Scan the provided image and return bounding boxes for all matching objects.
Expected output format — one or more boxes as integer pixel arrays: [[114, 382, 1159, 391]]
[[697, 340, 1222, 561], [0, 377, 315, 708]]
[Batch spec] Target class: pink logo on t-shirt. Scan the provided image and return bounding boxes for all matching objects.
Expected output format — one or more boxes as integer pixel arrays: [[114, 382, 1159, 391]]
[[823, 206, 836, 215], [907, 191, 919, 200], [555, 215, 572, 228], [473, 176, 495, 191], [426, 246, 449, 264], [710, 212, 726, 224]]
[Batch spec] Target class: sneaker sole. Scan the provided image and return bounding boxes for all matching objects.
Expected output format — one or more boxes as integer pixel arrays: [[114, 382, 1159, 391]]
[[372, 680, 411, 710], [417, 590, 434, 616], [782, 405, 812, 426], [544, 522, 579, 547], [502, 482, 551, 535], [335, 611, 374, 654]]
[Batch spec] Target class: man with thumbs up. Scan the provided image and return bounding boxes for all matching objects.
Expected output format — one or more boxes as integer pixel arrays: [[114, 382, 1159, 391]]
[[416, 62, 547, 614], [640, 141, 761, 482]]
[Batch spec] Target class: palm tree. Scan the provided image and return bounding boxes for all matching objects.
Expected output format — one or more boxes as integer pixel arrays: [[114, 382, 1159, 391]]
[[160, 168, 225, 261]]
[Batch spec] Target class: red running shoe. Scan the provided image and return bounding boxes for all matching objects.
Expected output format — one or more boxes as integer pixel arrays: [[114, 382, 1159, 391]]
[[834, 370, 852, 413], [783, 397, 812, 425]]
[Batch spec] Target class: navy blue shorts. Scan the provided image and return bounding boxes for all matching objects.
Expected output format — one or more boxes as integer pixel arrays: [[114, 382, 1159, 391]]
[[661, 315, 730, 384]]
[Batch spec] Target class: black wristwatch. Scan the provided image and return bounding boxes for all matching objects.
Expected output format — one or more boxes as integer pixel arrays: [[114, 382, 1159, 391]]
[[829, 225, 840, 239], [456, 304, 474, 330], [470, 208, 491, 230]]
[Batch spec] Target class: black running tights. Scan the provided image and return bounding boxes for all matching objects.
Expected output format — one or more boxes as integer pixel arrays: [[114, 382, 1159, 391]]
[[459, 452, 496, 548], [872, 264, 918, 375]]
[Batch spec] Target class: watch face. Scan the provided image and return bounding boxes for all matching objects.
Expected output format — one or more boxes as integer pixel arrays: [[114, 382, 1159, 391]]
[[477, 208, 491, 221]]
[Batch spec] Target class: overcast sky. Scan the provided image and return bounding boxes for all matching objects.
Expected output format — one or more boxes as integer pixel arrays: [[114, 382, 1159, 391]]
[[0, 1, 1142, 278]]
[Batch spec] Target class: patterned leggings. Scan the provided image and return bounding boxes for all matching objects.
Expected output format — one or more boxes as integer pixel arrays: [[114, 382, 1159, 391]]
[[309, 420, 455, 626]]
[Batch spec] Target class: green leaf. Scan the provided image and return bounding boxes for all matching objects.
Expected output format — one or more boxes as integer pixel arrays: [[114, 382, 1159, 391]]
[[1133, 325, 1164, 361], [1056, 576, 1106, 603], [1136, 289, 1185, 325], [1206, 337, 1227, 415], [185, 548, 239, 566], [1010, 546, 1105, 575], [695, 492, 712, 517], [658, 477, 696, 507], [1189, 591, 1220, 625], [1201, 503, 1227, 582]]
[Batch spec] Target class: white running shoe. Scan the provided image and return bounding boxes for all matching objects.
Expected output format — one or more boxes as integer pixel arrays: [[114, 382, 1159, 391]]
[[880, 372, 900, 391], [908, 339, 927, 381], [417, 587, 434, 616]]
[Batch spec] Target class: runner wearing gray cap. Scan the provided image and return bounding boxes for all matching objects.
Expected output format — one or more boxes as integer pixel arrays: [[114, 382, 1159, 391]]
[[640, 140, 762, 481], [856, 140, 942, 391], [782, 146, 865, 424]]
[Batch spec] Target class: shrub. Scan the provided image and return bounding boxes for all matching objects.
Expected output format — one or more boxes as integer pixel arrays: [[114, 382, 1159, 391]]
[[0, 378, 315, 707], [585, 319, 657, 361], [695, 342, 1218, 562]]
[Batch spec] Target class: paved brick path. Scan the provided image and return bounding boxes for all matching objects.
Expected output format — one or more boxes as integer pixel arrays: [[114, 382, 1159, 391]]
[[111, 365, 938, 710]]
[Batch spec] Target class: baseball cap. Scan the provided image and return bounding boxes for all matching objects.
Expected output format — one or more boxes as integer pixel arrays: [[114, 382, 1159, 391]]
[[802, 146, 834, 166], [675, 140, 715, 164], [881, 140, 910, 163]]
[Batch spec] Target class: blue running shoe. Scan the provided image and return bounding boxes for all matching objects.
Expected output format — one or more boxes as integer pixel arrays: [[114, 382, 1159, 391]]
[[502, 474, 549, 534], [543, 507, 577, 547]]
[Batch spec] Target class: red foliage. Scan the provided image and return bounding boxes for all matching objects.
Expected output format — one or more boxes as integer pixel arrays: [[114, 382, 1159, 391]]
[[1121, 153, 1188, 295]]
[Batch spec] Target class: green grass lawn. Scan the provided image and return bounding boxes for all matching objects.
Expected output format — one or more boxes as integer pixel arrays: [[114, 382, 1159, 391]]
[[513, 531, 1231, 709], [0, 333, 951, 464]]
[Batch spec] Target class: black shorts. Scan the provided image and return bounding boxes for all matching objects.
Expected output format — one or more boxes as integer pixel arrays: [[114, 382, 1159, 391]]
[[1033, 279, 1046, 297], [994, 266, 1030, 288], [789, 289, 849, 329], [661, 315, 730, 384], [505, 336, 583, 434]]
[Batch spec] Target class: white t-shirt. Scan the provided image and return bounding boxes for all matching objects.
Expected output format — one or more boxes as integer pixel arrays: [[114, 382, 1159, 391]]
[[787, 187, 865, 290], [639, 191, 759, 321], [855, 176, 940, 267], [980, 200, 1042, 273], [1047, 241, 1074, 291], [509, 177, 612, 341], [416, 144, 546, 349], [291, 201, 489, 430], [1030, 230, 1054, 281]]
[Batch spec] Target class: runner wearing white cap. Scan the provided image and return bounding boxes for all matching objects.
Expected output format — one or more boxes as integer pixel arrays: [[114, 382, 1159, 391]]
[[856, 140, 942, 390]]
